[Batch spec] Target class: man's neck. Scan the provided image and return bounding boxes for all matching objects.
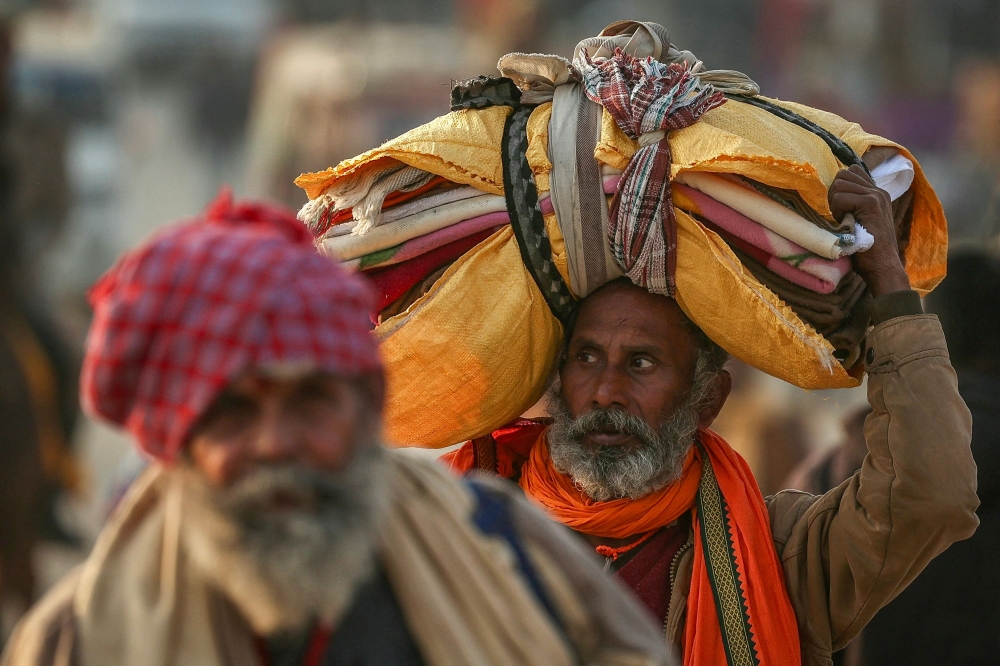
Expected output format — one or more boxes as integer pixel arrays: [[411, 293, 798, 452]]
[[578, 532, 649, 550], [574, 514, 691, 575]]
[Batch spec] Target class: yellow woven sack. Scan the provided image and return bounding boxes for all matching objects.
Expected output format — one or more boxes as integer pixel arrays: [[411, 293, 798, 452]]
[[373, 227, 562, 448]]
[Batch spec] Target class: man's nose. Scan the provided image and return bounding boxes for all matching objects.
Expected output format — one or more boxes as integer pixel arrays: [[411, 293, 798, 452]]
[[251, 407, 300, 462], [591, 364, 630, 410]]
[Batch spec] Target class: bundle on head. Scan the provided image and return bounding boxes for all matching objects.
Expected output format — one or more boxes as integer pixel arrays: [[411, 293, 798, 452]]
[[294, 20, 947, 450]]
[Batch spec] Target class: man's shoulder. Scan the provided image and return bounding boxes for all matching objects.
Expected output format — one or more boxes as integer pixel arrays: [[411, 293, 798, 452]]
[[2, 568, 81, 666], [438, 419, 548, 479], [765, 488, 828, 554]]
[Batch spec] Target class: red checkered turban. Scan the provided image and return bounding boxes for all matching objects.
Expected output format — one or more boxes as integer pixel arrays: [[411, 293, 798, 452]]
[[81, 190, 382, 463]]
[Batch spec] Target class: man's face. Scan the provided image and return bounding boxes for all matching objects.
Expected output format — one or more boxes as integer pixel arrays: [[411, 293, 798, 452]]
[[179, 371, 387, 633], [559, 281, 701, 449], [189, 371, 376, 487], [552, 281, 728, 501]]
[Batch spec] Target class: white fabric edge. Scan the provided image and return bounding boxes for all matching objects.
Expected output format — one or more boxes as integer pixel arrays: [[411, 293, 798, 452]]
[[321, 195, 507, 261], [870, 153, 914, 202], [675, 171, 847, 260]]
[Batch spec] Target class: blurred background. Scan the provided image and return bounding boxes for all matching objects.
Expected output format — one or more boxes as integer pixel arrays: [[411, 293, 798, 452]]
[[0, 0, 998, 649]]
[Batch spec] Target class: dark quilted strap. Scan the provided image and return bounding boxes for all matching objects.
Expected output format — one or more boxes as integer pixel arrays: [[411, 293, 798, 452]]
[[501, 106, 577, 325], [450, 75, 522, 111], [472, 434, 498, 473]]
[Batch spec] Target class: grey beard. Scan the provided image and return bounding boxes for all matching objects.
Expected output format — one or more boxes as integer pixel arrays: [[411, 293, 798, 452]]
[[546, 393, 701, 502], [177, 444, 388, 635]]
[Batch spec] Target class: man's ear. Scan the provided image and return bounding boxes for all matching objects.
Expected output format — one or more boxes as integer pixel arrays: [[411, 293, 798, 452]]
[[697, 370, 732, 430]]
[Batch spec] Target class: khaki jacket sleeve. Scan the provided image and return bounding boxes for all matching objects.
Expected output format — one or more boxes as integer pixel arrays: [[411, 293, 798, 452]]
[[765, 315, 979, 658]]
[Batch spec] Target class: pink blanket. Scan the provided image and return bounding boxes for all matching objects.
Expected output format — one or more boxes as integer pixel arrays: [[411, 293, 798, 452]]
[[346, 176, 616, 271], [345, 211, 509, 271], [672, 182, 849, 294]]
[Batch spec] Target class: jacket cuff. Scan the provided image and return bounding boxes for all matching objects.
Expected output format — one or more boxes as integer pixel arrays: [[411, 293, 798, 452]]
[[870, 289, 922, 326], [864, 314, 947, 372]]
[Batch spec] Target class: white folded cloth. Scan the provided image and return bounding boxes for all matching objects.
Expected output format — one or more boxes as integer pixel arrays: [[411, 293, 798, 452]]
[[675, 171, 873, 260], [871, 153, 914, 202], [325, 186, 486, 239]]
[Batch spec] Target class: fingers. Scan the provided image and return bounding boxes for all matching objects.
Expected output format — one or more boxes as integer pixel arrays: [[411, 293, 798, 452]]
[[829, 167, 876, 196], [842, 163, 875, 185], [830, 179, 879, 197], [829, 166, 889, 221], [829, 190, 889, 221], [831, 167, 907, 294]]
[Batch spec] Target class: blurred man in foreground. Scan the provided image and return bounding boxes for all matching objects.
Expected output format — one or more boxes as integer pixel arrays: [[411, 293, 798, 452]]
[[862, 245, 1000, 665], [1, 193, 673, 666]]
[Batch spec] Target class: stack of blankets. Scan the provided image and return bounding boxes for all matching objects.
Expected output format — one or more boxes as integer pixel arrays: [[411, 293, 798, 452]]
[[300, 163, 622, 326], [669, 151, 914, 367]]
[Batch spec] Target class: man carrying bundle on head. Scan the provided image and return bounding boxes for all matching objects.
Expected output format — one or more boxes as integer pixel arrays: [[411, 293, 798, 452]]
[[292, 21, 978, 666], [0, 193, 675, 666]]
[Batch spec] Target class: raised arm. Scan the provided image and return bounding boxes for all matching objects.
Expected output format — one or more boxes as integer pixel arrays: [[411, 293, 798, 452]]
[[766, 165, 979, 657]]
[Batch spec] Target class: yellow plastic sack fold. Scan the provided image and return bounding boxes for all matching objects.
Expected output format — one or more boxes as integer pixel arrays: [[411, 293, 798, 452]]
[[295, 106, 511, 199], [672, 209, 853, 389], [374, 227, 563, 448]]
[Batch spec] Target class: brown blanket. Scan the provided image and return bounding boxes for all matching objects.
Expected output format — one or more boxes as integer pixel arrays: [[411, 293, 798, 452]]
[[731, 245, 871, 365]]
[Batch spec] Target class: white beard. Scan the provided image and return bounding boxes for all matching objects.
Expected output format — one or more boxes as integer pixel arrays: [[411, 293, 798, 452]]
[[175, 444, 389, 635], [546, 391, 699, 502]]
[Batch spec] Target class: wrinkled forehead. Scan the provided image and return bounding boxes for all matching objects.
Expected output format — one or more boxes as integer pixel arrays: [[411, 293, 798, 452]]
[[222, 365, 360, 399], [571, 280, 698, 351]]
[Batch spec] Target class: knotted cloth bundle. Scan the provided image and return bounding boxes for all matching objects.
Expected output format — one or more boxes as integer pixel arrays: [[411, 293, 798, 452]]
[[579, 51, 727, 295]]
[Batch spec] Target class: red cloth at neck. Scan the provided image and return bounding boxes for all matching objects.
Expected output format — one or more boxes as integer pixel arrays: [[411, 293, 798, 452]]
[[615, 517, 691, 624]]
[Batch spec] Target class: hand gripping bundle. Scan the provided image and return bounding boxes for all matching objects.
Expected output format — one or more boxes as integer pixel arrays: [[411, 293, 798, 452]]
[[295, 21, 947, 449]]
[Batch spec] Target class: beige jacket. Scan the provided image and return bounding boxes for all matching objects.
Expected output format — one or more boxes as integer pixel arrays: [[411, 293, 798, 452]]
[[1, 454, 674, 666], [663, 315, 979, 665]]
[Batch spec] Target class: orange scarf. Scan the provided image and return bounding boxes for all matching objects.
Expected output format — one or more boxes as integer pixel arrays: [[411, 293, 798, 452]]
[[519, 429, 801, 666], [518, 433, 702, 538]]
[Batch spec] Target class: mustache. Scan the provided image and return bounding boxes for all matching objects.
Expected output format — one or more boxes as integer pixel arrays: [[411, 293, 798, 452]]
[[546, 392, 698, 501], [223, 466, 351, 514], [178, 446, 388, 633], [213, 447, 385, 529], [565, 408, 660, 443]]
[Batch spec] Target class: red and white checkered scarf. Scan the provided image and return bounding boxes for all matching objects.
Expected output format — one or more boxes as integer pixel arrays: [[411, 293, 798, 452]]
[[581, 49, 726, 295], [81, 190, 382, 463]]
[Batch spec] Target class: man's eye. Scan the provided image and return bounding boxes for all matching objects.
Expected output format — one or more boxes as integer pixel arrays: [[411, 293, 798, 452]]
[[199, 401, 257, 438], [578, 351, 598, 363], [293, 387, 329, 404], [632, 358, 654, 369]]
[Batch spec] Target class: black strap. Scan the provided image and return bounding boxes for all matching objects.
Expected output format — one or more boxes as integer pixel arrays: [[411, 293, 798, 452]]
[[501, 106, 577, 325], [726, 94, 870, 176], [450, 76, 522, 111]]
